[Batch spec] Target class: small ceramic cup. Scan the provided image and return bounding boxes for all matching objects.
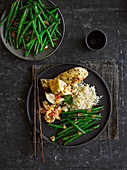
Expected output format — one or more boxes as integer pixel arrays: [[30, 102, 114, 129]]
[[85, 30, 107, 51]]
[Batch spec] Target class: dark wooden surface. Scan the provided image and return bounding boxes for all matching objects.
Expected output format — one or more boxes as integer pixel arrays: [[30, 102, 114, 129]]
[[0, 0, 127, 169]]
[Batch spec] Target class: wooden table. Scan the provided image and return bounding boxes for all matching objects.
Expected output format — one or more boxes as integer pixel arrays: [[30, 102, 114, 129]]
[[0, 0, 126, 169]]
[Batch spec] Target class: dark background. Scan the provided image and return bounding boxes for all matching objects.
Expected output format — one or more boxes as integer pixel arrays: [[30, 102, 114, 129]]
[[0, 0, 127, 169]]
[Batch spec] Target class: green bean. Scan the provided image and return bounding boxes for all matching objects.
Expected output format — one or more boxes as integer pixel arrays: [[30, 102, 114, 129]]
[[22, 39, 26, 50], [40, 22, 58, 51], [14, 23, 19, 28], [61, 106, 104, 115], [58, 134, 75, 142], [55, 28, 62, 37], [6, 36, 9, 43], [0, 15, 8, 27], [38, 18, 41, 33], [48, 123, 64, 129], [20, 0, 23, 7], [13, 36, 16, 49], [50, 8, 58, 14], [54, 115, 101, 143], [37, 14, 43, 50], [63, 115, 85, 134], [57, 126, 74, 136], [27, 0, 33, 3], [57, 122, 91, 142], [26, 39, 35, 47], [92, 106, 104, 111], [64, 125, 100, 144], [5, 0, 20, 39], [51, 23, 59, 36], [41, 22, 58, 50], [27, 12, 49, 46], [52, 35, 59, 39], [30, 7, 40, 44], [23, 21, 30, 25], [75, 117, 101, 121], [67, 114, 102, 119], [18, 11, 42, 46], [4, 0, 17, 38], [82, 120, 100, 130], [10, 26, 18, 30], [25, 40, 35, 56], [55, 124, 86, 141], [18, 4, 31, 10], [37, 0, 60, 23], [34, 40, 38, 52], [64, 125, 100, 145], [55, 12, 59, 18], [56, 120, 93, 140], [36, 3, 51, 22], [16, 8, 29, 49], [38, 22, 56, 51], [53, 42, 57, 47], [45, 6, 59, 9], [35, 43, 40, 55], [9, 29, 13, 46], [34, 4, 54, 47], [29, 6, 36, 42], [58, 119, 94, 136]]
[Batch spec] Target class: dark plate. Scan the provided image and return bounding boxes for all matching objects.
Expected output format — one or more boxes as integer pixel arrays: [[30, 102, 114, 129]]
[[27, 63, 112, 148], [0, 0, 65, 61]]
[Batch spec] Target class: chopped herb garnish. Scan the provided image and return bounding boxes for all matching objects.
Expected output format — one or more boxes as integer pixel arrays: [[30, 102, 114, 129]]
[[64, 95, 73, 105]]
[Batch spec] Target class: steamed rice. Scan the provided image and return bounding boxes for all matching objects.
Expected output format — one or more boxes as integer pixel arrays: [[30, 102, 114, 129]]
[[69, 83, 102, 110]]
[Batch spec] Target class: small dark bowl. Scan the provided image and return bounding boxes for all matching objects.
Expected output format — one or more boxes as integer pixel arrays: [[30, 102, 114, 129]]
[[85, 30, 107, 51]]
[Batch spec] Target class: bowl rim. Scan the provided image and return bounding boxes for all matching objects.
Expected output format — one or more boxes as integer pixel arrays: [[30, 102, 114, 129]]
[[85, 29, 107, 51]]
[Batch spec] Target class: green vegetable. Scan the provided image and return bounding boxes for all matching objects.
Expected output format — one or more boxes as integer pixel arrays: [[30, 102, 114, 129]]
[[64, 124, 100, 145], [61, 106, 104, 114], [37, 0, 60, 23], [64, 95, 73, 105], [48, 105, 103, 145], [33, 4, 54, 47], [18, 11, 42, 46], [0, 15, 8, 27], [9, 29, 13, 46], [16, 8, 29, 49], [4, 0, 18, 39], [48, 123, 64, 129], [0, 0, 61, 57], [62, 115, 85, 134]]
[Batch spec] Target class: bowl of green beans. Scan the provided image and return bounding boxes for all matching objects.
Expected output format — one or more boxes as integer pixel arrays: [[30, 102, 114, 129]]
[[0, 0, 65, 61]]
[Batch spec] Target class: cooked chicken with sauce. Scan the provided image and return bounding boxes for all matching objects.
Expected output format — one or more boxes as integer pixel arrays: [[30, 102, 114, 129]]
[[54, 67, 88, 86]]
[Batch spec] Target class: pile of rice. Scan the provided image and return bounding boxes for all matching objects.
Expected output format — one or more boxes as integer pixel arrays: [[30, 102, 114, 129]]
[[69, 83, 102, 110]]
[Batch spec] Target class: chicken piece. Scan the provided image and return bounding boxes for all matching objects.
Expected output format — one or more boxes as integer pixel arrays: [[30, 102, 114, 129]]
[[54, 67, 88, 86], [49, 79, 72, 95]]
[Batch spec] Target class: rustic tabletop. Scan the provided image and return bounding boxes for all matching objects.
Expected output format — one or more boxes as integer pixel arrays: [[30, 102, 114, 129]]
[[0, 0, 126, 169]]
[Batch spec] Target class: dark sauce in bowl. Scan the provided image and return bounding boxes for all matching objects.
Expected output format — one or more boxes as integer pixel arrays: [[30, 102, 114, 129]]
[[85, 30, 107, 51]]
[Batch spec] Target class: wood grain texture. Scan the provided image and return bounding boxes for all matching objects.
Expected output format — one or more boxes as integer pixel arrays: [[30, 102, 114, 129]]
[[33, 64, 36, 158], [0, 0, 127, 169], [37, 74, 44, 163]]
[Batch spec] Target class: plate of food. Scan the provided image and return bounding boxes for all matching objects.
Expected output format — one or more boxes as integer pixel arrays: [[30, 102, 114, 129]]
[[0, 0, 65, 61], [27, 63, 112, 148]]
